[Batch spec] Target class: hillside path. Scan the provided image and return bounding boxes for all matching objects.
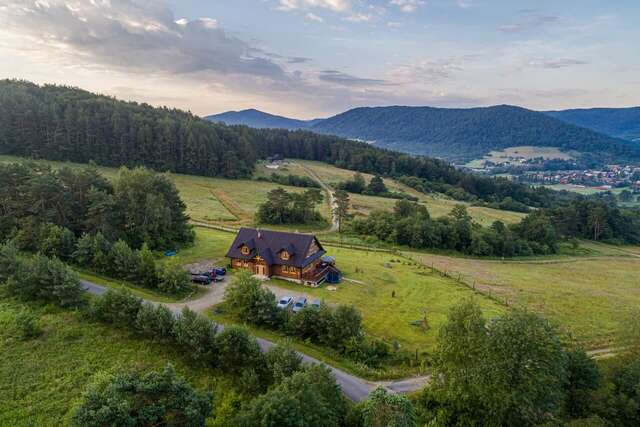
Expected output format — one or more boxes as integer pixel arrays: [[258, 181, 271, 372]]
[[79, 279, 430, 401], [297, 163, 339, 232]]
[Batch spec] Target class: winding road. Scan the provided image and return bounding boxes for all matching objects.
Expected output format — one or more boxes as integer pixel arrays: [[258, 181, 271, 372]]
[[80, 279, 430, 401]]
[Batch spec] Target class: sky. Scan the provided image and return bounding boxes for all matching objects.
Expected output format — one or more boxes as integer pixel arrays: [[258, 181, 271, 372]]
[[0, 0, 638, 118]]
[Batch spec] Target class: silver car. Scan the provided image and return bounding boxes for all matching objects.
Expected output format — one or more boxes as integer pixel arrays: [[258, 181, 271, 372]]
[[277, 296, 294, 309], [292, 297, 308, 314]]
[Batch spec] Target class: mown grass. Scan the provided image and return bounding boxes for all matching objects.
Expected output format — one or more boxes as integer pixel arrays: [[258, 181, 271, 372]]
[[180, 228, 504, 354], [407, 248, 640, 349], [0, 299, 230, 426]]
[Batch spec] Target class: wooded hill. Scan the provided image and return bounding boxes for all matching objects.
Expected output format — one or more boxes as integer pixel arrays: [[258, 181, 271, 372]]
[[0, 80, 562, 208], [209, 105, 640, 164], [311, 105, 640, 163], [546, 106, 640, 142]]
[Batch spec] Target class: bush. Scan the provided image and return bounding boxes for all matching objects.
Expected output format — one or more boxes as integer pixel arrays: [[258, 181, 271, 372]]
[[6, 254, 83, 308], [14, 309, 42, 340], [89, 289, 143, 326], [157, 260, 190, 294], [109, 239, 138, 281], [266, 342, 304, 384], [0, 242, 20, 284], [172, 307, 217, 363], [216, 326, 265, 374], [71, 364, 212, 427], [363, 387, 416, 427], [135, 243, 158, 288], [224, 271, 281, 328], [134, 302, 175, 340]]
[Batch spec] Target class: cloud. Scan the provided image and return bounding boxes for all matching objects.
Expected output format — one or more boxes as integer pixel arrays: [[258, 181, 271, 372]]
[[526, 58, 588, 69], [305, 12, 324, 22], [389, 0, 425, 13], [343, 13, 375, 23], [498, 12, 560, 33], [0, 0, 289, 81], [277, 0, 351, 12], [318, 70, 389, 86]]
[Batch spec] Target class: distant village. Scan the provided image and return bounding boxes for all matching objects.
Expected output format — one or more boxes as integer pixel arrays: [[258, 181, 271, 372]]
[[521, 165, 640, 192]]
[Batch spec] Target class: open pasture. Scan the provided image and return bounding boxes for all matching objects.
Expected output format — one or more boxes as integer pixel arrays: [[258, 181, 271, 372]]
[[407, 248, 640, 348]]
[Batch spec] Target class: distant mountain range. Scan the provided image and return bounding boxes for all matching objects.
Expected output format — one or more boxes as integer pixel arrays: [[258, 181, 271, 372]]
[[206, 105, 640, 163], [546, 107, 640, 142], [205, 109, 323, 130]]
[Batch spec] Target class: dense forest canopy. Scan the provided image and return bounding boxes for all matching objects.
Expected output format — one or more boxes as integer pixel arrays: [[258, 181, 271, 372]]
[[0, 80, 590, 209], [310, 105, 640, 163], [547, 106, 640, 142]]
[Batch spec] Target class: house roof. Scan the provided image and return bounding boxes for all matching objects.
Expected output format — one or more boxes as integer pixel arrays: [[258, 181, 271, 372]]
[[226, 227, 325, 268]]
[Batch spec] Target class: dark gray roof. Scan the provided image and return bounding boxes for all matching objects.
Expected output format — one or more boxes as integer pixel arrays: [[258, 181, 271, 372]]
[[226, 228, 325, 268]]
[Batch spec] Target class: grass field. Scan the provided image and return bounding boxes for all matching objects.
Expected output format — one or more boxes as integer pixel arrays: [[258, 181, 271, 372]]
[[407, 247, 640, 349], [184, 228, 504, 355], [0, 300, 228, 426]]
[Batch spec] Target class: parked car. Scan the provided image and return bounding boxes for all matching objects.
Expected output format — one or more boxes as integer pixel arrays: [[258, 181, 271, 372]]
[[311, 299, 321, 310], [292, 297, 307, 314], [191, 274, 212, 285], [212, 267, 227, 276], [277, 296, 294, 309]]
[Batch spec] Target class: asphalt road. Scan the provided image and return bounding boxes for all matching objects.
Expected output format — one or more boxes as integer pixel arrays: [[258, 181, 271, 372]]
[[80, 279, 429, 401]]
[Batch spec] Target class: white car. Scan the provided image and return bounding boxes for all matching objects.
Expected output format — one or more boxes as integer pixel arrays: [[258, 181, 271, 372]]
[[277, 296, 294, 309], [292, 297, 308, 314]]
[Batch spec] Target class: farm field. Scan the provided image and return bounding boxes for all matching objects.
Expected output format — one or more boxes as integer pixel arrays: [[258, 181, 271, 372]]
[[407, 248, 640, 349], [0, 300, 226, 426]]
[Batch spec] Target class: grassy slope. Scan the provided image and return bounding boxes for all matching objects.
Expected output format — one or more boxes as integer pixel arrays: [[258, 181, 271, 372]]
[[407, 244, 640, 348], [294, 160, 525, 226], [0, 155, 524, 231], [187, 228, 503, 354], [0, 300, 228, 426]]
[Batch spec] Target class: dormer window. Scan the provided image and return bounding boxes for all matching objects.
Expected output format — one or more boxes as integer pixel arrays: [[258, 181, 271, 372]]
[[281, 251, 290, 260], [241, 245, 250, 255]]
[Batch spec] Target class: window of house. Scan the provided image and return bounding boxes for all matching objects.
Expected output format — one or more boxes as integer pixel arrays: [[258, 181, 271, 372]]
[[241, 245, 250, 255], [281, 251, 290, 260]]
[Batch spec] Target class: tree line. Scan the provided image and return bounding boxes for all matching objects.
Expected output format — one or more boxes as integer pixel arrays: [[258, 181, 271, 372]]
[[0, 80, 569, 210], [256, 187, 326, 225], [0, 162, 194, 294], [351, 200, 558, 257]]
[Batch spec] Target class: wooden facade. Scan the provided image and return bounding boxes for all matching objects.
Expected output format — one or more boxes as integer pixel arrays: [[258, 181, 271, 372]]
[[225, 228, 332, 285]]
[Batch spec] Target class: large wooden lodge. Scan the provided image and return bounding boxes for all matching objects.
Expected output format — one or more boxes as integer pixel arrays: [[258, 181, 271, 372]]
[[225, 228, 341, 286]]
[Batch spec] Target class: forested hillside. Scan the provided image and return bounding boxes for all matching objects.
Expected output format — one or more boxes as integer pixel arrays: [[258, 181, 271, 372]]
[[0, 80, 563, 208], [311, 105, 640, 163], [546, 106, 640, 142]]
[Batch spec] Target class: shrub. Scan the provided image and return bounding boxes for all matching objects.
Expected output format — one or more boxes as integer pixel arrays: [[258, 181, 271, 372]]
[[216, 326, 265, 374], [135, 243, 158, 288], [363, 387, 416, 427], [109, 239, 138, 281], [14, 309, 42, 340], [157, 260, 190, 294], [266, 342, 304, 384], [172, 307, 217, 363], [71, 364, 212, 427], [89, 289, 143, 326], [134, 302, 175, 340], [6, 254, 83, 308], [0, 242, 20, 284], [224, 271, 281, 328]]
